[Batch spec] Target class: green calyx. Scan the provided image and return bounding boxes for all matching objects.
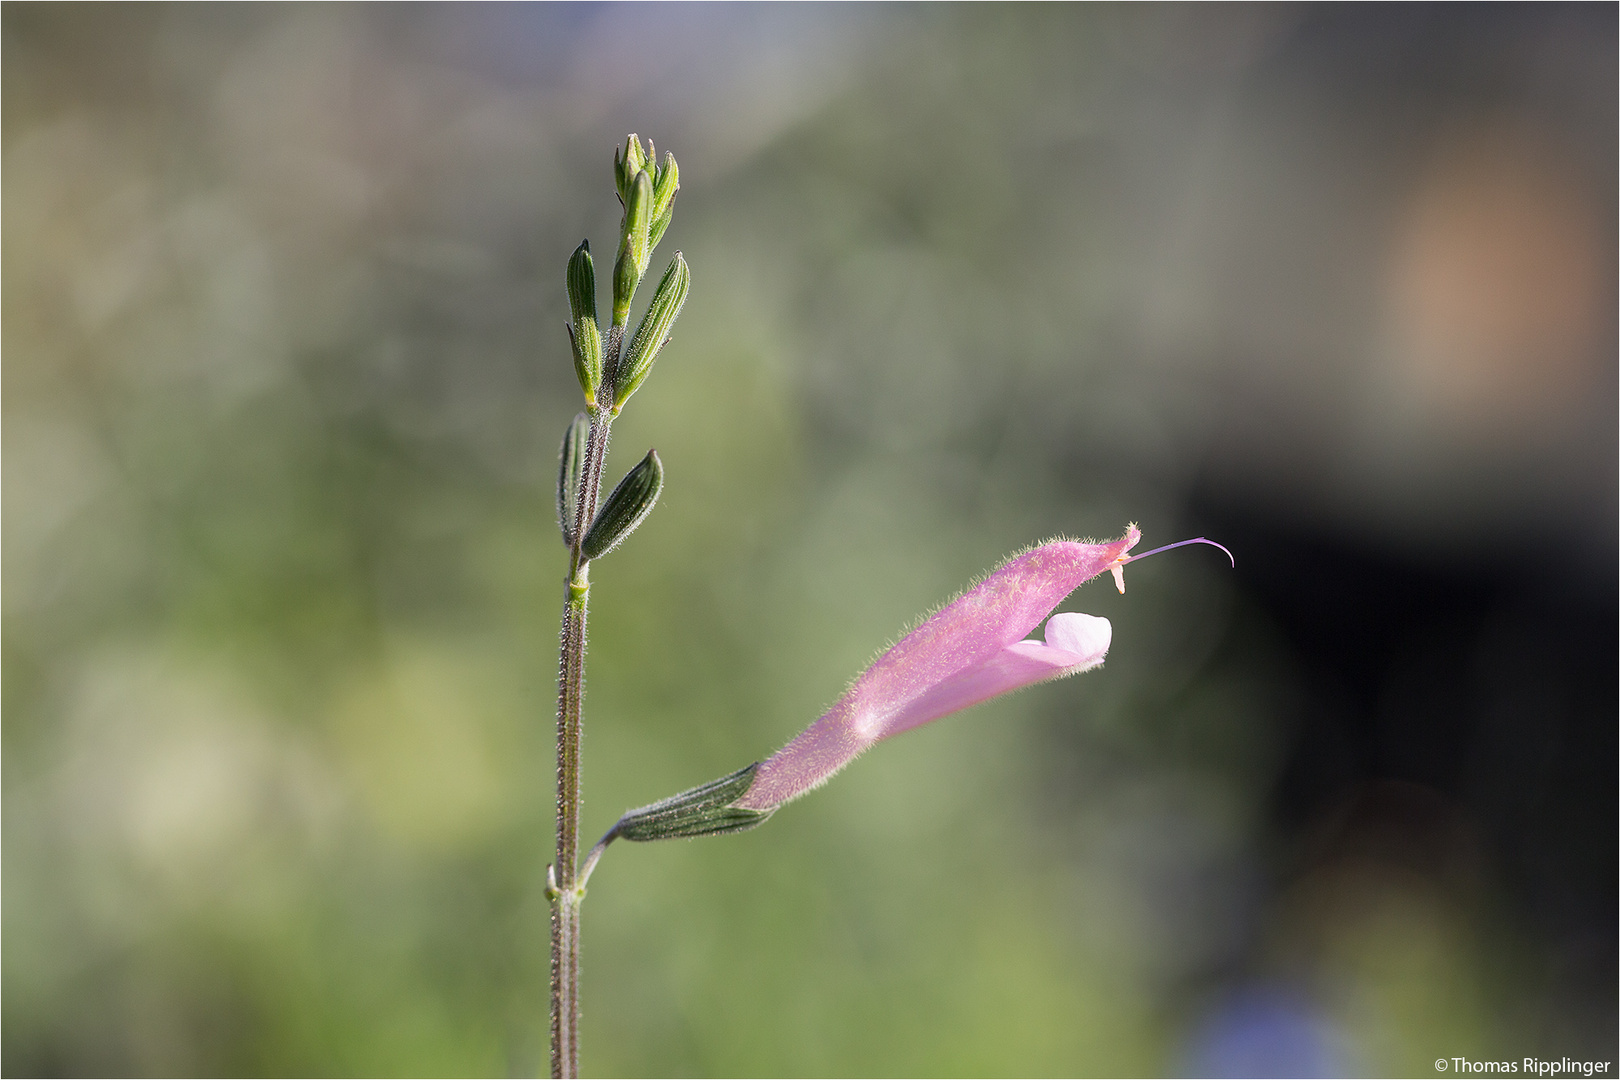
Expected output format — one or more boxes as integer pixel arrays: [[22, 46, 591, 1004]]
[[566, 241, 602, 404], [556, 412, 590, 548], [608, 763, 774, 842], [580, 448, 663, 560]]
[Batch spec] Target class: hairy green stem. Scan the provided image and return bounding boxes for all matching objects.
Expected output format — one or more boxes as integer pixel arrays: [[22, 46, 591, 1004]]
[[550, 407, 612, 1079]]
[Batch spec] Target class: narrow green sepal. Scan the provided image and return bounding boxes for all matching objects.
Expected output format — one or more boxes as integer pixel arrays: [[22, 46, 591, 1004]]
[[556, 412, 589, 547], [580, 448, 663, 560], [614, 253, 689, 410], [609, 763, 775, 842], [566, 241, 602, 402]]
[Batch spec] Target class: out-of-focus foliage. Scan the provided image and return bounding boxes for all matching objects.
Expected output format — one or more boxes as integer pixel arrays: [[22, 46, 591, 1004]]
[[5, 6, 1614, 1077]]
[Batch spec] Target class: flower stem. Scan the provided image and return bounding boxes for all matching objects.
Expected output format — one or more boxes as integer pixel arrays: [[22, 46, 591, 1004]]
[[550, 406, 612, 1079]]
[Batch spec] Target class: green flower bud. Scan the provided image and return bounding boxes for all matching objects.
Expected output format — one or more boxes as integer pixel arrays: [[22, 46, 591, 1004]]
[[614, 253, 688, 411], [565, 241, 602, 404], [649, 151, 679, 250], [580, 448, 663, 560], [612, 169, 654, 326], [556, 412, 590, 547], [614, 134, 649, 204]]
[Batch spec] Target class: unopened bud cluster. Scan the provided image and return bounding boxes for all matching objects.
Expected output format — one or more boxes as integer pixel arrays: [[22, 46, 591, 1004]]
[[556, 135, 688, 565], [567, 134, 687, 414]]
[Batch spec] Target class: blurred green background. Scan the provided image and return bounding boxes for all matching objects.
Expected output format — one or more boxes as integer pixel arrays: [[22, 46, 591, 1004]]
[[5, 5, 1615, 1076]]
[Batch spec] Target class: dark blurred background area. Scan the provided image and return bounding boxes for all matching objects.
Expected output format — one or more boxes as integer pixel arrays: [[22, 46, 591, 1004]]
[[4, 5, 1614, 1076]]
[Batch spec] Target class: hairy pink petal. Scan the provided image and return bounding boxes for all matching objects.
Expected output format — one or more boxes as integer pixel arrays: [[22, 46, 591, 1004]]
[[734, 530, 1137, 811]]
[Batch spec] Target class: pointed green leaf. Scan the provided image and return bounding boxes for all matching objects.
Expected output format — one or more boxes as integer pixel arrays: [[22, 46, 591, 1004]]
[[614, 253, 689, 410], [556, 412, 590, 547], [581, 448, 663, 560], [609, 763, 774, 842]]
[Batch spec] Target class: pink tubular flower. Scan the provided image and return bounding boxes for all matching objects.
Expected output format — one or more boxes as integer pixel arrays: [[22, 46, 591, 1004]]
[[733, 525, 1145, 810], [598, 526, 1231, 848]]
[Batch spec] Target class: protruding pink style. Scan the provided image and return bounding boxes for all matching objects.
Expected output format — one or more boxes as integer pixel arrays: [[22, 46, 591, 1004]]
[[733, 526, 1143, 811]]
